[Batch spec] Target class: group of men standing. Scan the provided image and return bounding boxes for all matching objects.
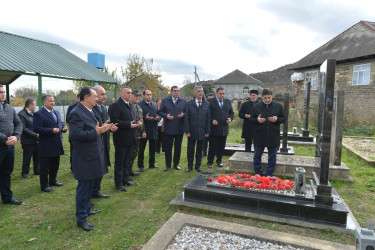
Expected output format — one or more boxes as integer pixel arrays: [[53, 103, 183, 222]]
[[0, 82, 286, 232]]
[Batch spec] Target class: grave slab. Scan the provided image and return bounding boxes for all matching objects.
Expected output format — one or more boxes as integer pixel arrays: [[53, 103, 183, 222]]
[[229, 152, 351, 181], [142, 212, 354, 250], [225, 143, 294, 155]]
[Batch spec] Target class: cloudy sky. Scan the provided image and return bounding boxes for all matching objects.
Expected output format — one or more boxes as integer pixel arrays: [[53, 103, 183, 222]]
[[1, 0, 374, 92]]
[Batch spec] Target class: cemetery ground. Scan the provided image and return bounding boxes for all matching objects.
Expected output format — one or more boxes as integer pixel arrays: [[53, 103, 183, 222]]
[[0, 128, 374, 249]]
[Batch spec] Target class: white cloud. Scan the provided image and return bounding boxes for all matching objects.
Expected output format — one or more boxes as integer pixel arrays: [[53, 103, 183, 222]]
[[1, 0, 375, 89]]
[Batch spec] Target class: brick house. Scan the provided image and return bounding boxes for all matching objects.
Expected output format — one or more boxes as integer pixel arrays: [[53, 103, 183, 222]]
[[288, 20, 375, 124], [212, 69, 262, 111]]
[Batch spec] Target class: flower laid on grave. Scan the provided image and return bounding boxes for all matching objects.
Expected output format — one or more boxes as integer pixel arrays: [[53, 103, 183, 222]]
[[208, 171, 294, 192]]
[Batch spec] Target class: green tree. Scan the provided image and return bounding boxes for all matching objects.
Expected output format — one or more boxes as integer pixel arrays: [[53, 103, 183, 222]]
[[121, 53, 168, 99]]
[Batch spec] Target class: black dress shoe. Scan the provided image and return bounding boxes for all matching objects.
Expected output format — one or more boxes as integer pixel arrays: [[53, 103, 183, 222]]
[[139, 167, 144, 172], [195, 167, 202, 172], [117, 185, 127, 192], [149, 165, 159, 169], [42, 187, 54, 192], [3, 197, 22, 205], [129, 177, 134, 181], [77, 221, 95, 231], [185, 168, 192, 172], [173, 165, 181, 170], [124, 181, 138, 186], [50, 182, 64, 187], [129, 171, 140, 176], [207, 163, 213, 168], [164, 167, 170, 172], [21, 174, 28, 178], [88, 209, 100, 216], [92, 192, 110, 198], [217, 162, 224, 168]]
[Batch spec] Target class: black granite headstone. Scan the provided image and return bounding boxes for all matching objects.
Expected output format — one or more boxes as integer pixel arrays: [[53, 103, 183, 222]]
[[280, 93, 289, 153], [302, 80, 311, 137], [314, 59, 336, 206]]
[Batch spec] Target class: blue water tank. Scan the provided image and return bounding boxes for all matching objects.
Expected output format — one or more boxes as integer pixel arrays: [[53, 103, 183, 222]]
[[88, 53, 105, 69]]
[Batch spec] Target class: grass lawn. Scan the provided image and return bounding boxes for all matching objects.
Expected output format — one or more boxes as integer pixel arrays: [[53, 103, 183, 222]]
[[0, 127, 374, 248]]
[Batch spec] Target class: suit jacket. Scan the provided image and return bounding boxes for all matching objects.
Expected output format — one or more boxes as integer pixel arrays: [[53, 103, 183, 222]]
[[138, 100, 158, 140], [18, 108, 38, 145], [0, 102, 23, 146], [238, 100, 259, 140], [157, 96, 186, 135], [184, 99, 210, 140], [109, 98, 136, 147], [69, 103, 107, 181], [66, 102, 78, 124], [93, 104, 111, 167], [208, 98, 234, 136], [250, 100, 286, 148], [33, 107, 65, 158]]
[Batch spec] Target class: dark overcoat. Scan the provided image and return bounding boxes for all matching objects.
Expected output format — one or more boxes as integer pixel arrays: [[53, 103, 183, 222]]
[[138, 100, 158, 140], [250, 100, 286, 148], [69, 103, 107, 181], [18, 108, 38, 145], [184, 99, 210, 140], [110, 98, 137, 147], [157, 96, 186, 135], [93, 103, 111, 167], [33, 108, 65, 158], [238, 100, 259, 140], [208, 98, 234, 136]]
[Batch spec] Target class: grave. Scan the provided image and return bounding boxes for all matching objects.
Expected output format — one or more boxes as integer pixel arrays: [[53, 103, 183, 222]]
[[172, 59, 353, 231]]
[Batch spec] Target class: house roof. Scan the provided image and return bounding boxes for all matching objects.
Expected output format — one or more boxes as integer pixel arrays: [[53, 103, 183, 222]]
[[213, 69, 262, 84], [289, 20, 375, 70], [0, 31, 118, 85]]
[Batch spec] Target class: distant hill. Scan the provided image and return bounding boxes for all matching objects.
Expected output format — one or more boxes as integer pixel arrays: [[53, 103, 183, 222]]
[[250, 64, 294, 86]]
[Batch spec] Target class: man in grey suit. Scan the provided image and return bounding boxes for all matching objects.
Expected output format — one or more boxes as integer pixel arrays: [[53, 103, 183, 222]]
[[92, 85, 117, 198], [0, 85, 23, 205], [207, 87, 234, 168], [69, 86, 114, 231], [184, 86, 210, 172]]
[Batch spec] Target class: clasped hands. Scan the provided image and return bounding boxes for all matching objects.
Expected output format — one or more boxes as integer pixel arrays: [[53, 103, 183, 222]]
[[257, 114, 277, 123], [96, 121, 118, 134]]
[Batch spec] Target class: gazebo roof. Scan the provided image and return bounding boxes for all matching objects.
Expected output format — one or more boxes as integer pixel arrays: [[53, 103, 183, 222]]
[[0, 31, 117, 85]]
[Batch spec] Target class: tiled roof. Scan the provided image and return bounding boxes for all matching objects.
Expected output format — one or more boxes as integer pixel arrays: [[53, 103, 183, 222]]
[[289, 21, 375, 70], [213, 69, 262, 84]]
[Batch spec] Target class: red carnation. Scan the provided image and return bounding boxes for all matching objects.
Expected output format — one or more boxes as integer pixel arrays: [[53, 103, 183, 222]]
[[208, 177, 213, 182]]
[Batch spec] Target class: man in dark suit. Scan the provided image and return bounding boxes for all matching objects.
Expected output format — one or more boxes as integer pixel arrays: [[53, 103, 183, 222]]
[[18, 99, 39, 178], [92, 85, 117, 198], [158, 86, 186, 171], [33, 95, 67, 192], [0, 85, 23, 205], [238, 89, 259, 152], [138, 90, 160, 171], [69, 86, 113, 231], [250, 89, 285, 176], [110, 87, 141, 191], [184, 86, 210, 172], [207, 87, 234, 168], [66, 93, 79, 172]]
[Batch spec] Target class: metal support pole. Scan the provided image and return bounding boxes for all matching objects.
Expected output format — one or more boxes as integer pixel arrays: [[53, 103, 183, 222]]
[[38, 74, 43, 110], [5, 84, 10, 103]]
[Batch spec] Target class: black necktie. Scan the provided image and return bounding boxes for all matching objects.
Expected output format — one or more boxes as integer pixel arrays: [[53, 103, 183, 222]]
[[198, 101, 201, 109]]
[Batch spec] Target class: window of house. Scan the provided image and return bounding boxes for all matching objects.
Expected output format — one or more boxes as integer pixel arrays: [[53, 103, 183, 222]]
[[305, 71, 318, 90], [352, 63, 370, 85], [242, 87, 250, 94]]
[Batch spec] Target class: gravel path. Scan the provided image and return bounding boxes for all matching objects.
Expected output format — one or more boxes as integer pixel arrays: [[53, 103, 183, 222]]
[[167, 225, 303, 250]]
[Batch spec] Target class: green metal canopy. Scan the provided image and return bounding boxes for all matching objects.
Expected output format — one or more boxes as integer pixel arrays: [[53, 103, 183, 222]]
[[0, 30, 118, 107]]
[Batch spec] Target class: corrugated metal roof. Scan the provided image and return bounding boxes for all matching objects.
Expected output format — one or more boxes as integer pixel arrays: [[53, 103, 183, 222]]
[[213, 69, 262, 84], [288, 21, 375, 70], [0, 31, 117, 84]]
